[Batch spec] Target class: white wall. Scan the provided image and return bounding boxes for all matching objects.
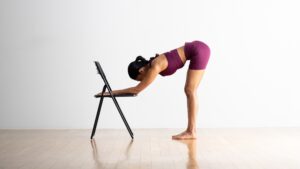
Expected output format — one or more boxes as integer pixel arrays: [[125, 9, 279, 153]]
[[1, 0, 300, 129]]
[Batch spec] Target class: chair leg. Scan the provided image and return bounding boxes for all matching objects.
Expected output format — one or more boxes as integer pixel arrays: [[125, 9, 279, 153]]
[[110, 96, 134, 139], [90, 85, 106, 139]]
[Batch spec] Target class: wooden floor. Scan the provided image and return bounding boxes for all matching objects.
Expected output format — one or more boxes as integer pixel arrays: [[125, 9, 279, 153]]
[[0, 128, 299, 169]]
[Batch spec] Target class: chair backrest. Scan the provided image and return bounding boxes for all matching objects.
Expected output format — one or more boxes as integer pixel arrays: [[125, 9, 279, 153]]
[[94, 61, 113, 92]]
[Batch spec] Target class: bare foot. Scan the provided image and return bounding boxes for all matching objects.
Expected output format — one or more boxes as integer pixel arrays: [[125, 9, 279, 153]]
[[172, 130, 197, 140]]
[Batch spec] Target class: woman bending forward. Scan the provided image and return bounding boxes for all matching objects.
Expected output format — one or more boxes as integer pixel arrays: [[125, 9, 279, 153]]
[[96, 40, 211, 140]]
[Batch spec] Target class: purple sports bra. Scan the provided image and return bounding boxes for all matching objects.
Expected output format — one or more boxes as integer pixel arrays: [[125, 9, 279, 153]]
[[150, 49, 184, 76]]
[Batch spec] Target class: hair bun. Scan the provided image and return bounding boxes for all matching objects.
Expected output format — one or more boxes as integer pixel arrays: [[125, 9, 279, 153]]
[[135, 56, 147, 63]]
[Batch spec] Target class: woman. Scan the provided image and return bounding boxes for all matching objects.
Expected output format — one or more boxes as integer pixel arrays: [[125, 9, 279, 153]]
[[96, 40, 210, 140]]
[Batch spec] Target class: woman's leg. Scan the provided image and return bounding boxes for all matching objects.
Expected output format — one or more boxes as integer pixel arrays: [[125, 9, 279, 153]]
[[172, 69, 205, 139]]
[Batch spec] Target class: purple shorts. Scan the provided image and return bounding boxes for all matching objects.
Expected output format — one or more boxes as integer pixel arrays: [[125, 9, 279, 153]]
[[184, 40, 210, 70], [159, 40, 210, 76]]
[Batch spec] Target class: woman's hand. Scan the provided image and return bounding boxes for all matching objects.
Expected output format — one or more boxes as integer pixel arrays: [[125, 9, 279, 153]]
[[94, 87, 139, 97], [94, 91, 110, 97]]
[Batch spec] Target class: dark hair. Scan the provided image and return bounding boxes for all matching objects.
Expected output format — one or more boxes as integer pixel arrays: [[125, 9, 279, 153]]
[[128, 54, 160, 80], [128, 56, 149, 80]]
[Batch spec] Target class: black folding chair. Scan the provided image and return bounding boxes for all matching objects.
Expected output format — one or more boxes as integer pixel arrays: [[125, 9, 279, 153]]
[[91, 61, 136, 139]]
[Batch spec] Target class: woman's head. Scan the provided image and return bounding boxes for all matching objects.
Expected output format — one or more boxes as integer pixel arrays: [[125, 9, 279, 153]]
[[128, 56, 150, 81]]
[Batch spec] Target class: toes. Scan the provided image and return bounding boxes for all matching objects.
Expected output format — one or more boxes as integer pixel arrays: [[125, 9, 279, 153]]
[[172, 132, 197, 140], [172, 135, 183, 140], [172, 134, 181, 139]]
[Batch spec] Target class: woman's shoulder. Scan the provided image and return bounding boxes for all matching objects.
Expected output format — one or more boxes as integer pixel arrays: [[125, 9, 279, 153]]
[[150, 54, 168, 72]]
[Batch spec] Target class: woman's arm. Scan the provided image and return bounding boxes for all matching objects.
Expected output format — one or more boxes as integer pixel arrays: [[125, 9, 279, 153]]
[[95, 65, 160, 96]]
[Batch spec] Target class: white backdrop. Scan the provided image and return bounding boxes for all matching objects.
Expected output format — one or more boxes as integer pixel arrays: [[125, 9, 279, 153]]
[[1, 0, 300, 129]]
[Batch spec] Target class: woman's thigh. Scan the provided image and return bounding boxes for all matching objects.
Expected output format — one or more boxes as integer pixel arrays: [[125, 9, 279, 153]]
[[185, 69, 205, 92]]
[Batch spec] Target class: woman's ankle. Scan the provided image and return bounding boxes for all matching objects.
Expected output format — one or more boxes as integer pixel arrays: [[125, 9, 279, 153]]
[[186, 128, 197, 134]]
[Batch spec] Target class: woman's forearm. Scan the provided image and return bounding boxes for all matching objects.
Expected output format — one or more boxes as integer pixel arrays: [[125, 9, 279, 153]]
[[96, 87, 139, 97], [111, 87, 139, 95]]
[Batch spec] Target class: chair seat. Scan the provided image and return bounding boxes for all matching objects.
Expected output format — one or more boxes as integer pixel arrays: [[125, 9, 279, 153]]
[[94, 93, 137, 98]]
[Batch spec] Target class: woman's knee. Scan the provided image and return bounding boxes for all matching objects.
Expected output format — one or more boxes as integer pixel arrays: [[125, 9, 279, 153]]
[[184, 86, 197, 97]]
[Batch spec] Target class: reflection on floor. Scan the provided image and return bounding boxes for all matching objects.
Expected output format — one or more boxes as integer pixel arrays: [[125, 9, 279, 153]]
[[0, 128, 300, 169]]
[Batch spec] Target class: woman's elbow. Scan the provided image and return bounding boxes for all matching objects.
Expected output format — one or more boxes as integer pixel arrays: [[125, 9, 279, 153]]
[[130, 87, 141, 95]]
